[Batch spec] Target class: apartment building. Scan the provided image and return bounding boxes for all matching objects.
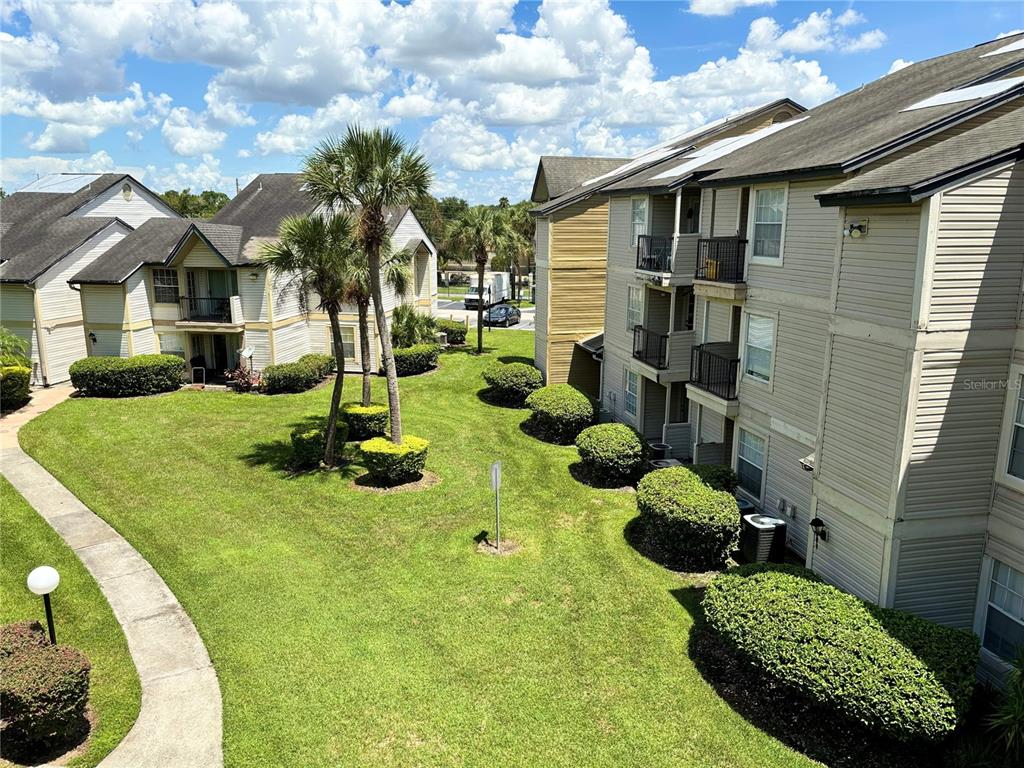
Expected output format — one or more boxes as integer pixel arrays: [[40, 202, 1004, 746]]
[[539, 34, 1024, 682], [67, 174, 437, 379]]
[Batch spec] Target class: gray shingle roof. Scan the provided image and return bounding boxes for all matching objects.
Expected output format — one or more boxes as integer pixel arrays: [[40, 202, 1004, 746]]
[[816, 105, 1024, 202], [700, 34, 1024, 185], [531, 156, 628, 202]]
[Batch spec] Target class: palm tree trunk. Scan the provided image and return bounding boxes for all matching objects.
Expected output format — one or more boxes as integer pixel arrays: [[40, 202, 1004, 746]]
[[357, 298, 372, 406], [368, 240, 403, 443], [476, 254, 486, 354], [324, 308, 346, 466]]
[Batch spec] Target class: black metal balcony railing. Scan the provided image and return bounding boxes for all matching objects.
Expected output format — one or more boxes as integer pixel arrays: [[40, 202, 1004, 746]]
[[690, 343, 740, 400], [633, 326, 669, 369], [696, 237, 747, 283], [180, 296, 232, 322], [636, 235, 672, 272]]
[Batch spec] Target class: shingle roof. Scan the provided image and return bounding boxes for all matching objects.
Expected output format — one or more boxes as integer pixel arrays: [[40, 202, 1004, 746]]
[[700, 34, 1024, 185], [531, 156, 628, 202], [816, 105, 1024, 203]]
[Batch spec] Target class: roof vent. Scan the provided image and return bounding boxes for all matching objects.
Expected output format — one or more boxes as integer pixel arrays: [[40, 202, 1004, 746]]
[[121, 182, 133, 202]]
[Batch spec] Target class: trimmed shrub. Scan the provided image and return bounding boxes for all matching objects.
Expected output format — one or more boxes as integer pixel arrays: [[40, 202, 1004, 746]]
[[575, 423, 647, 484], [290, 420, 349, 469], [0, 621, 91, 755], [702, 566, 979, 742], [69, 354, 184, 397], [636, 467, 739, 569], [342, 402, 388, 440], [436, 319, 467, 345], [1, 365, 31, 410], [393, 343, 440, 377], [691, 464, 739, 493], [297, 353, 336, 379], [260, 361, 320, 394], [360, 435, 429, 485], [482, 361, 543, 406], [524, 384, 594, 443]]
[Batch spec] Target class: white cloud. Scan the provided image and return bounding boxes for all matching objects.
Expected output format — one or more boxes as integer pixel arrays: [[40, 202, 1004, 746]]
[[746, 9, 886, 54], [843, 29, 887, 53], [689, 0, 775, 16], [161, 107, 228, 156], [203, 82, 256, 127], [254, 94, 393, 156], [383, 75, 462, 118], [997, 29, 1024, 39], [0, 150, 146, 189], [887, 58, 914, 74], [145, 153, 247, 194]]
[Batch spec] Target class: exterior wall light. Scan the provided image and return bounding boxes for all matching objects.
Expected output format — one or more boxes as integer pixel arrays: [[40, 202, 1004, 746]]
[[27, 565, 60, 643], [845, 220, 868, 238], [249, 272, 260, 281], [88, 331, 97, 344], [809, 517, 828, 548]]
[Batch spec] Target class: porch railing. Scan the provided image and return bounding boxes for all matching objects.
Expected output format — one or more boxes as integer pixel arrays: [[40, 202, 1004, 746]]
[[696, 237, 747, 283], [180, 296, 232, 322], [689, 343, 740, 400], [633, 326, 669, 369], [636, 235, 672, 272]]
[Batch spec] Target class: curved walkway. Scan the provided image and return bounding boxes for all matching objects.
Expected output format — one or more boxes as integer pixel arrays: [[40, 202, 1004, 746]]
[[1, 386, 223, 768]]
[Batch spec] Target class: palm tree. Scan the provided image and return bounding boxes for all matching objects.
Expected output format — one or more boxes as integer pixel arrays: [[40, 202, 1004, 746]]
[[445, 207, 523, 354], [261, 212, 358, 466], [341, 243, 411, 406], [302, 126, 432, 444]]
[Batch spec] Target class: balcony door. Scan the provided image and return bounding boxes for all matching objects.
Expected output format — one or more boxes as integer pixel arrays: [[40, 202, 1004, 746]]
[[207, 270, 237, 298]]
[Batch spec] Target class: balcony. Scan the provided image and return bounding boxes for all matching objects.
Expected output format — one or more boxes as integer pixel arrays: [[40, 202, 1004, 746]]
[[694, 237, 747, 301], [689, 343, 740, 401], [636, 235, 672, 273], [179, 296, 236, 324], [633, 326, 669, 369]]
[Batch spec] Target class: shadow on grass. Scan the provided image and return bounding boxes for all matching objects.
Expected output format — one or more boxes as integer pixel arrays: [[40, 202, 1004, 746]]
[[0, 712, 89, 767], [476, 387, 528, 409], [440, 345, 499, 357], [517, 417, 577, 446], [497, 355, 535, 365], [240, 414, 362, 479], [567, 461, 636, 492]]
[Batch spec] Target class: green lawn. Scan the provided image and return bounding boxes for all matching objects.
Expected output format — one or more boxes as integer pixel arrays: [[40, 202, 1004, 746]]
[[20, 332, 812, 768], [0, 477, 140, 767]]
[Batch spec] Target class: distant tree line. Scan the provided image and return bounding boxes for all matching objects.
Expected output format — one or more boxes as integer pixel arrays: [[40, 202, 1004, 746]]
[[159, 188, 230, 219]]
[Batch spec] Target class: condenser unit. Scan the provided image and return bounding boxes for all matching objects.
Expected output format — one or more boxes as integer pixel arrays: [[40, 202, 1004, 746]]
[[740, 514, 787, 564]]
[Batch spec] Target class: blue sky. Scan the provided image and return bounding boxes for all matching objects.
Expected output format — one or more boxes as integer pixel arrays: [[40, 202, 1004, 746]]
[[1, 0, 1021, 203]]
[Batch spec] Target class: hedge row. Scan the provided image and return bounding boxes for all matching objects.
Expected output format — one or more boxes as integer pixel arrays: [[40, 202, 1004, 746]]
[[482, 361, 542, 406], [393, 344, 440, 377], [436, 319, 467, 346], [702, 564, 979, 742], [297, 353, 336, 379], [69, 354, 184, 397], [524, 384, 594, 444], [1, 365, 31, 410], [290, 420, 348, 469], [360, 435, 429, 485], [261, 361, 320, 394], [0, 621, 91, 756], [341, 402, 388, 440], [575, 423, 647, 485], [636, 467, 738, 569]]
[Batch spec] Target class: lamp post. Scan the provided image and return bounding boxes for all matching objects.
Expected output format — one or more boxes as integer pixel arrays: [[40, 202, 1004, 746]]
[[27, 566, 60, 644]]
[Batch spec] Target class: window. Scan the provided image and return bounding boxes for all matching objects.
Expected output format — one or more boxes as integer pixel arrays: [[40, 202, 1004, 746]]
[[751, 187, 786, 260], [1009, 375, 1024, 480], [737, 429, 766, 498], [744, 315, 775, 383], [340, 326, 356, 360], [157, 332, 185, 358], [631, 197, 648, 246], [984, 560, 1024, 662], [680, 191, 700, 234], [153, 269, 180, 303], [627, 285, 643, 330], [624, 369, 639, 416]]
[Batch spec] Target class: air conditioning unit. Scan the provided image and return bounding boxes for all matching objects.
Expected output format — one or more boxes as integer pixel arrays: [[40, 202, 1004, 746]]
[[740, 514, 787, 564]]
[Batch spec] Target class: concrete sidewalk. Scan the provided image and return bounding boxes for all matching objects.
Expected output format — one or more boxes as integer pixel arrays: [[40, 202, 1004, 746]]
[[1, 386, 223, 768]]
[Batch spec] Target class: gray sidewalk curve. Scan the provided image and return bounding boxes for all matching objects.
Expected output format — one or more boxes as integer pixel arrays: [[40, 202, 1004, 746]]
[[0, 385, 223, 768]]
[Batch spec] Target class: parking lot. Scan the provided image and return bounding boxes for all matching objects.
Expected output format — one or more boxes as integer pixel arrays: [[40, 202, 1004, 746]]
[[435, 299, 535, 331]]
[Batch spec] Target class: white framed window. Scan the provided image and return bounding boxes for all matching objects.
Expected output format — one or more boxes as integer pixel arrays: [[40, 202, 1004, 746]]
[[983, 559, 1024, 662], [736, 428, 766, 499], [157, 332, 186, 358], [340, 326, 356, 360], [1008, 375, 1024, 480], [627, 285, 643, 330], [749, 185, 786, 261], [153, 268, 180, 304], [624, 369, 639, 416], [744, 314, 775, 383], [630, 197, 649, 246]]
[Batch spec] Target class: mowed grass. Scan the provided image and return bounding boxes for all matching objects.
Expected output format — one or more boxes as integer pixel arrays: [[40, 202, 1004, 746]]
[[20, 332, 812, 768], [0, 477, 140, 767]]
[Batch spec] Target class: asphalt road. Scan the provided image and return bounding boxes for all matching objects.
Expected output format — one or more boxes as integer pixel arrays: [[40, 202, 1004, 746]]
[[435, 300, 535, 331]]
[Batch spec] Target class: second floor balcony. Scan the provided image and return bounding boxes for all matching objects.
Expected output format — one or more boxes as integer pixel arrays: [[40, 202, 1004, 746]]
[[633, 326, 669, 369], [694, 237, 748, 301], [636, 235, 672, 273], [179, 296, 237, 324], [689, 342, 740, 401]]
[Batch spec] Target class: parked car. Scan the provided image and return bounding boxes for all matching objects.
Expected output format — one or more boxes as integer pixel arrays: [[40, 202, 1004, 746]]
[[484, 304, 521, 327]]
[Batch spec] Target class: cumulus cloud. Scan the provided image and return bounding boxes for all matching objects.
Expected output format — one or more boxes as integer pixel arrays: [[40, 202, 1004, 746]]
[[146, 153, 248, 194], [254, 94, 393, 156], [689, 0, 776, 16], [161, 107, 228, 156], [887, 58, 914, 74], [0, 150, 146, 189], [746, 9, 886, 54]]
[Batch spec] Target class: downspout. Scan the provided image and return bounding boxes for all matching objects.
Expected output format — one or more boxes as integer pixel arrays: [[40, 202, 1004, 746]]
[[27, 284, 49, 387]]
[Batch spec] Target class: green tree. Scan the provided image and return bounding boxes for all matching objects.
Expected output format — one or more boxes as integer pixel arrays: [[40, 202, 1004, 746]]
[[160, 188, 230, 218], [302, 126, 433, 444], [261, 213, 359, 466], [0, 326, 30, 366]]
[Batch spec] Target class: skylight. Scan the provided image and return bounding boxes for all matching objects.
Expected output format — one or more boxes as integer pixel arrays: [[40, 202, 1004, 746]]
[[17, 173, 102, 194], [901, 76, 1024, 111], [981, 37, 1024, 57]]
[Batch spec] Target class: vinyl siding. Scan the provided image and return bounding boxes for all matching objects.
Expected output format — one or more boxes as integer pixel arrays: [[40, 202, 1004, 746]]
[[82, 285, 125, 325], [892, 535, 986, 629], [904, 348, 1010, 518], [534, 262, 549, 375], [761, 431, 814, 557], [710, 188, 739, 237], [818, 336, 908, 517], [0, 286, 40, 372], [703, 299, 732, 342], [271, 319, 311, 364], [988, 485, 1024, 572], [244, 329, 272, 371], [835, 205, 920, 326], [651, 195, 674, 237], [36, 223, 129, 320], [271, 270, 304, 320], [70, 181, 175, 228], [239, 270, 268, 323], [181, 241, 228, 270], [810, 500, 886, 602], [600, 347, 639, 430], [930, 163, 1024, 330], [607, 196, 633, 271], [126, 271, 157, 356], [642, 379, 666, 440]]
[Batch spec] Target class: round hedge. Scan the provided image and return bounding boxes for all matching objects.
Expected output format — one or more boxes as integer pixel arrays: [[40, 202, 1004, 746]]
[[635, 467, 738, 569], [690, 464, 738, 493], [575, 423, 647, 484], [702, 565, 979, 742], [290, 420, 349, 469], [393, 344, 440, 377], [342, 402, 388, 440], [297, 353, 336, 379], [0, 621, 91, 756], [360, 435, 429, 485], [482, 361, 543, 406], [260, 361, 320, 394], [69, 354, 184, 397], [524, 384, 594, 444], [436, 319, 467, 345], [1, 365, 31, 411]]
